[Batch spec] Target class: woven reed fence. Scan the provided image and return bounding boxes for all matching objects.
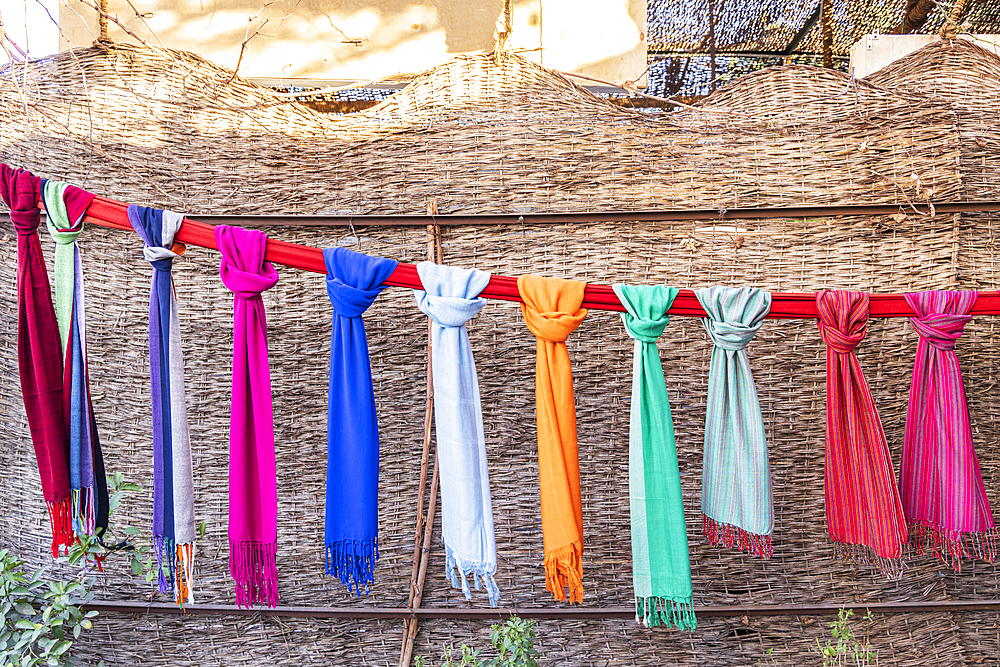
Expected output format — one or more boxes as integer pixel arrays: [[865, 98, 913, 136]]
[[0, 40, 998, 666]]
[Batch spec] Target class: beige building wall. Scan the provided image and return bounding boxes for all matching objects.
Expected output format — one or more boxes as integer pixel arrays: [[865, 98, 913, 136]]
[[60, 0, 647, 85]]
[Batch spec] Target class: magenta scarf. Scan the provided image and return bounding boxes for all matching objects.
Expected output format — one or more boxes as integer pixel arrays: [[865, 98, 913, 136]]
[[900, 290, 996, 568], [216, 225, 280, 608]]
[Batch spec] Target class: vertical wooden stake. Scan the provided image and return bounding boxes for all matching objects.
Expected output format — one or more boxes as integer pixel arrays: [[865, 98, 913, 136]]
[[400, 200, 441, 667], [821, 0, 833, 69]]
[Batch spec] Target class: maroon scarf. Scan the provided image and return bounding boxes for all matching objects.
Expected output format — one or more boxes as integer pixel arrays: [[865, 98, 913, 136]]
[[0, 165, 73, 556]]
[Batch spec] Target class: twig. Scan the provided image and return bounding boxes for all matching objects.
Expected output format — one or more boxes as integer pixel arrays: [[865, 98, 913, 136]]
[[224, 3, 289, 86]]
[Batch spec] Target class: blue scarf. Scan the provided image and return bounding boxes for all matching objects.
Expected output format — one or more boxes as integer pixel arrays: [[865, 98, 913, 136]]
[[324, 246, 398, 594]]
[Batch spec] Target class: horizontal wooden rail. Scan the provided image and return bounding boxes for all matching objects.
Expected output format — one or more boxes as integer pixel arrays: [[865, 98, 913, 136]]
[[81, 599, 1000, 619]]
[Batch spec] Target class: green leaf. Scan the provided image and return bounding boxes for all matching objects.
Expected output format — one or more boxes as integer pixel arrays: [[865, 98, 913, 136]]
[[130, 558, 143, 576], [198, 521, 207, 538], [14, 620, 33, 631], [13, 602, 33, 616]]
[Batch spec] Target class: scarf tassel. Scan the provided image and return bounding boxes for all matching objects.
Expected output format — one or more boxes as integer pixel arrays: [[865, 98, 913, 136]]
[[833, 540, 905, 579], [325, 539, 377, 596], [908, 522, 998, 571], [230, 539, 279, 608], [174, 542, 195, 606], [544, 542, 584, 604], [71, 487, 96, 537], [46, 498, 75, 557], [703, 514, 773, 559], [445, 544, 500, 607], [635, 596, 697, 630]]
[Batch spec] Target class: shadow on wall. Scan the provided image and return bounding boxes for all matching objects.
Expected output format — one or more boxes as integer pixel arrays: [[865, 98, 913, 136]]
[[61, 0, 508, 79]]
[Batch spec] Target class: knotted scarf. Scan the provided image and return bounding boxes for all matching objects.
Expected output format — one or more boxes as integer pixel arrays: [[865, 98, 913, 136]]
[[518, 274, 587, 603], [414, 261, 499, 607], [900, 290, 996, 568], [42, 180, 108, 543], [127, 205, 196, 605], [817, 290, 907, 577], [323, 247, 398, 594], [613, 284, 695, 630], [696, 286, 773, 559], [216, 225, 279, 607], [1, 165, 74, 556]]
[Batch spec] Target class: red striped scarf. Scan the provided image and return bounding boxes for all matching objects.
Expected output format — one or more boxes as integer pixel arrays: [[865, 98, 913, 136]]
[[900, 290, 996, 569], [817, 290, 907, 577]]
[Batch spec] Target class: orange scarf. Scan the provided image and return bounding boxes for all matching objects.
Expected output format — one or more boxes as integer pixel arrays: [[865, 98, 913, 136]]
[[518, 275, 588, 603]]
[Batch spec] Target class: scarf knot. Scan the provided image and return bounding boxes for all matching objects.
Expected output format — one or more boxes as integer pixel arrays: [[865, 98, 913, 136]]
[[705, 320, 761, 352], [0, 165, 41, 235], [217, 229, 279, 300], [522, 309, 588, 343], [417, 293, 487, 328], [48, 226, 82, 244], [326, 279, 384, 318], [620, 311, 670, 343], [909, 313, 972, 351], [128, 205, 183, 273]]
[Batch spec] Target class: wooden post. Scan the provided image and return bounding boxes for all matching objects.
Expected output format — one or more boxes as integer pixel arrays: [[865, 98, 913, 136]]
[[821, 0, 833, 69], [399, 200, 441, 667]]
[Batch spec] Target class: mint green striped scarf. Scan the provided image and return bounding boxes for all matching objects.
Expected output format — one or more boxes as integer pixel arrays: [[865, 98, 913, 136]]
[[696, 286, 773, 558], [613, 284, 695, 630]]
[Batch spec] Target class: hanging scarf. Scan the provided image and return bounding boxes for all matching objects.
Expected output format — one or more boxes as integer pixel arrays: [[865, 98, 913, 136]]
[[323, 247, 398, 594], [900, 290, 996, 568], [127, 205, 196, 605], [414, 261, 499, 607], [518, 274, 587, 603], [1, 166, 75, 556], [42, 180, 108, 543], [696, 286, 773, 559], [817, 290, 907, 577], [612, 284, 695, 629], [216, 225, 280, 608]]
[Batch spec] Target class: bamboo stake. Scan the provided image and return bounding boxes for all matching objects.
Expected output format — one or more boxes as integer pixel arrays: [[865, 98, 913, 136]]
[[399, 201, 440, 667]]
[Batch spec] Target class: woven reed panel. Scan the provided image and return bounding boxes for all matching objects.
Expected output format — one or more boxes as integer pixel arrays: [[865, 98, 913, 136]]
[[1, 41, 999, 666], [866, 39, 1000, 202]]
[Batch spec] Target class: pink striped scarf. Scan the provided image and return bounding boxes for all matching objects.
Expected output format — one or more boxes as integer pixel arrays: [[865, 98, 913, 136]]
[[900, 290, 996, 569], [817, 290, 908, 578]]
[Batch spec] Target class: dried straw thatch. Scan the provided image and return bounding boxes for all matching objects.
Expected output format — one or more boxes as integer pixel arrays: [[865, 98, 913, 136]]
[[1, 40, 999, 666]]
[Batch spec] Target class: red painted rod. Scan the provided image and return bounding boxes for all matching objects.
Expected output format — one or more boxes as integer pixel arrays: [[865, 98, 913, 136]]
[[53, 194, 1000, 319]]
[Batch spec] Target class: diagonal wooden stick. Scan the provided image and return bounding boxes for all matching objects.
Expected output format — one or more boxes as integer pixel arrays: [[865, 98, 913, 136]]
[[399, 201, 441, 667]]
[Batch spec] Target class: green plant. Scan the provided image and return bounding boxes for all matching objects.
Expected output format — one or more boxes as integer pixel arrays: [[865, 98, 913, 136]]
[[0, 549, 101, 667], [416, 616, 539, 667], [814, 608, 878, 667], [1, 473, 186, 667]]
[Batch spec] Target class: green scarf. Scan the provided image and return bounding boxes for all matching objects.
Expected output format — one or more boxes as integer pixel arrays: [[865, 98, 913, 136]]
[[613, 284, 695, 630]]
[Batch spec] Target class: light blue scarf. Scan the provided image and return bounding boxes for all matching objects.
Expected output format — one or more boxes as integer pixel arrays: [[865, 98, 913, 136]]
[[414, 261, 499, 606], [696, 286, 773, 558]]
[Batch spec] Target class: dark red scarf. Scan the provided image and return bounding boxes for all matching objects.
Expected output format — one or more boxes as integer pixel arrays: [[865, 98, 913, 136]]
[[0, 165, 73, 556]]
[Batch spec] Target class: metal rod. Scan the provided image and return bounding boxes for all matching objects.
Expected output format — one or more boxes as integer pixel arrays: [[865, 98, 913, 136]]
[[8, 201, 997, 229], [81, 598, 1000, 620]]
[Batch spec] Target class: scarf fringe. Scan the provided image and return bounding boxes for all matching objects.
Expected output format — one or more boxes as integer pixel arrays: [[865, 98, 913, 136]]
[[46, 498, 75, 558], [833, 540, 905, 580], [635, 596, 697, 630], [703, 514, 773, 559], [325, 538, 377, 596], [907, 521, 998, 571], [71, 487, 96, 537], [174, 542, 195, 607], [544, 542, 584, 604], [230, 538, 279, 608], [153, 535, 176, 595], [445, 544, 500, 607]]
